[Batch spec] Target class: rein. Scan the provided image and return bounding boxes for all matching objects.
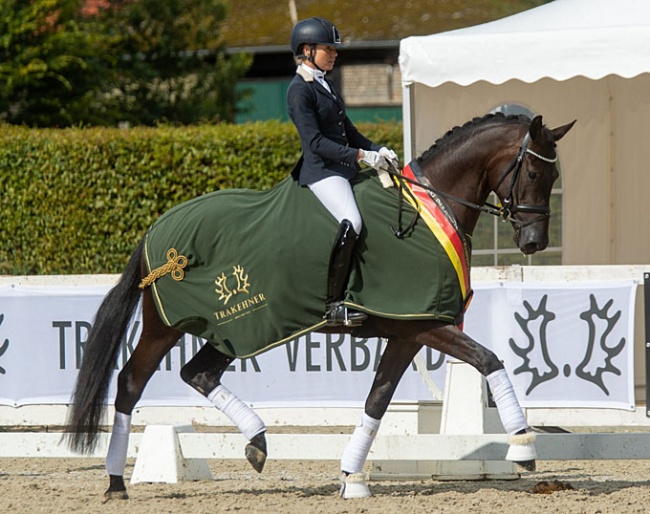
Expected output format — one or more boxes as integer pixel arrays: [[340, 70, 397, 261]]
[[389, 130, 557, 237]]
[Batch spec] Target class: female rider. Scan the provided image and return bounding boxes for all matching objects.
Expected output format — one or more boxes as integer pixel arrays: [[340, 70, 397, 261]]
[[287, 16, 398, 327]]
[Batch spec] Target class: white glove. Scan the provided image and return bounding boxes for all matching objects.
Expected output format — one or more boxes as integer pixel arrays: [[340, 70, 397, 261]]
[[379, 147, 399, 169], [358, 149, 389, 172]]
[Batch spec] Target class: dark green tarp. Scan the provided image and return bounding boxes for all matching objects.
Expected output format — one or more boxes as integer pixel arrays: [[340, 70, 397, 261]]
[[143, 173, 463, 358]]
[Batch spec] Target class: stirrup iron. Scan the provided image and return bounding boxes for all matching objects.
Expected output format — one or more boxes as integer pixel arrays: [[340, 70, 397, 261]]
[[325, 302, 367, 327]]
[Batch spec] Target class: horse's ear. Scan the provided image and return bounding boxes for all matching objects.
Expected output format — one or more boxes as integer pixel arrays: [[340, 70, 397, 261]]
[[529, 115, 544, 142], [550, 119, 577, 142]]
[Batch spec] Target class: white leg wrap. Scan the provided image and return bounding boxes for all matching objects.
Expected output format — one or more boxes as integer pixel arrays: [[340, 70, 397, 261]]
[[486, 369, 528, 435], [106, 412, 131, 476], [340, 413, 381, 474], [207, 385, 265, 441]]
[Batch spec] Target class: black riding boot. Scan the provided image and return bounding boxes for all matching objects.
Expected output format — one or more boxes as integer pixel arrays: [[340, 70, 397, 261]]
[[325, 220, 368, 327]]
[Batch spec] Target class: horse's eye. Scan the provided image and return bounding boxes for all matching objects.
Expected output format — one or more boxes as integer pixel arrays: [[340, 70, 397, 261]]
[[527, 171, 540, 181]]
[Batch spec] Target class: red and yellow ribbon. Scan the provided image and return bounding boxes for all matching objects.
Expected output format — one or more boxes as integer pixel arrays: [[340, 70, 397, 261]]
[[400, 163, 471, 309]]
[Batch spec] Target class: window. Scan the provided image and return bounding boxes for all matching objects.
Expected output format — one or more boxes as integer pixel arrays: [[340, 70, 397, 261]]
[[471, 104, 563, 266]]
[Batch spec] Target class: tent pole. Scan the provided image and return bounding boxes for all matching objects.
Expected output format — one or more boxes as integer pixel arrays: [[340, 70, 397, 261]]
[[402, 83, 416, 163]]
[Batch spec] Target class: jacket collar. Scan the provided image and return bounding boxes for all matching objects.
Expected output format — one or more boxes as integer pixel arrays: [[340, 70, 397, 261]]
[[295, 65, 343, 106], [296, 65, 314, 82]]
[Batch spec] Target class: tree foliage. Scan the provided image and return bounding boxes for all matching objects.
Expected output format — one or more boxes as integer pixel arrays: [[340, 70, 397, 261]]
[[0, 0, 112, 126], [0, 0, 251, 127], [95, 0, 251, 125]]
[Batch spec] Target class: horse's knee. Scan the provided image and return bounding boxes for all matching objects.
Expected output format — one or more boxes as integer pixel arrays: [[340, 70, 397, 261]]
[[179, 360, 198, 388], [179, 360, 211, 395], [180, 344, 233, 396]]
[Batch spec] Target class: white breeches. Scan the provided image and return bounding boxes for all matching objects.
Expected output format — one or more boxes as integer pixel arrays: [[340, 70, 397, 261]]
[[308, 175, 363, 234]]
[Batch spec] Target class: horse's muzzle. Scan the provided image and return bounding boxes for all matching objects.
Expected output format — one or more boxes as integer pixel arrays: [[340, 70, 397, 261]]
[[515, 226, 548, 255], [520, 240, 546, 255]]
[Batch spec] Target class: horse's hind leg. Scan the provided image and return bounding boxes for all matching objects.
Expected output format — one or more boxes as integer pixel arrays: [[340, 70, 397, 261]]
[[180, 344, 267, 472], [105, 287, 183, 500], [339, 338, 422, 498]]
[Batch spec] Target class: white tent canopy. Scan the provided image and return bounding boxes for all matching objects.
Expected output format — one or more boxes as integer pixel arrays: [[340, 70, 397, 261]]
[[400, 0, 650, 87], [398, 0, 650, 265]]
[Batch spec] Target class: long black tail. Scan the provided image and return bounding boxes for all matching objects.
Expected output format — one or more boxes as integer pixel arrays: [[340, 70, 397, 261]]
[[65, 238, 144, 453]]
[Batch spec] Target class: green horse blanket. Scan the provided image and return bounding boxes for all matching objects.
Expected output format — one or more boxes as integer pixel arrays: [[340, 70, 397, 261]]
[[142, 172, 467, 358]]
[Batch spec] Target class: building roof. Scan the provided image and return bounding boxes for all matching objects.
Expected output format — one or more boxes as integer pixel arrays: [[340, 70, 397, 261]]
[[220, 0, 553, 50]]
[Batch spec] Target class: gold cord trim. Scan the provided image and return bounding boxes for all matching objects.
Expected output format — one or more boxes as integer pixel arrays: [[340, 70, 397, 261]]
[[139, 248, 188, 289]]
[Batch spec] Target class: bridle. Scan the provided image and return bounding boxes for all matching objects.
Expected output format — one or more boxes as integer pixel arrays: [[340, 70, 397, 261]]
[[389, 129, 558, 237], [492, 132, 558, 227]]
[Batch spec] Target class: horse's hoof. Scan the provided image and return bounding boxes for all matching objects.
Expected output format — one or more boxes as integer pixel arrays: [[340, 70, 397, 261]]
[[339, 472, 371, 499], [103, 489, 129, 501], [104, 474, 128, 501], [245, 443, 267, 473], [245, 432, 267, 473]]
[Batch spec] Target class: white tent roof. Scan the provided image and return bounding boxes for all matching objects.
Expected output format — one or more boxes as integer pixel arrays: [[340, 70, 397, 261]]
[[399, 0, 650, 87]]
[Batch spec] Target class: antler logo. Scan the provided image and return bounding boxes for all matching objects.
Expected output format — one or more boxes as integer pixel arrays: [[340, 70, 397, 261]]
[[509, 294, 625, 396], [215, 265, 251, 306], [213, 265, 267, 325], [509, 296, 558, 394], [0, 313, 9, 375], [576, 294, 626, 395]]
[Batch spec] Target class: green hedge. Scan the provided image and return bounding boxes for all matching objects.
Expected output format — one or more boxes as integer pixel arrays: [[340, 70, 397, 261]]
[[1, 121, 403, 274]]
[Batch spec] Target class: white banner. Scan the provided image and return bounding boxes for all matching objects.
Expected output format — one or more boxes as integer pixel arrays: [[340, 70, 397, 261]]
[[464, 282, 637, 410], [0, 280, 637, 410]]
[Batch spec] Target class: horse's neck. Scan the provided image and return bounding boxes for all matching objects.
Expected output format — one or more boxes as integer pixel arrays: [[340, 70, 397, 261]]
[[422, 124, 522, 236], [424, 146, 491, 236]]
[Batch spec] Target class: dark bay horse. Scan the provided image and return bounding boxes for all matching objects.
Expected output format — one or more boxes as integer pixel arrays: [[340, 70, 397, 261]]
[[66, 113, 575, 499]]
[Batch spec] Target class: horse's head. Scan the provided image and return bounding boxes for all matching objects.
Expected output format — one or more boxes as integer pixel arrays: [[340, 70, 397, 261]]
[[493, 115, 575, 255]]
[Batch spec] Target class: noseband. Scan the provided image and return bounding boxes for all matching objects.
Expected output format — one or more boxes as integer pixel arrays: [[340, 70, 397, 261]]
[[493, 132, 558, 229]]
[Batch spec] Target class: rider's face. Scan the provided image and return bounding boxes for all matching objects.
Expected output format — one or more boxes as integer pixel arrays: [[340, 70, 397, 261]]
[[310, 44, 337, 71]]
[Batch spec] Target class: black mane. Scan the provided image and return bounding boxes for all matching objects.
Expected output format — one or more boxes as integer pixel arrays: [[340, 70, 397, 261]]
[[417, 112, 531, 164]]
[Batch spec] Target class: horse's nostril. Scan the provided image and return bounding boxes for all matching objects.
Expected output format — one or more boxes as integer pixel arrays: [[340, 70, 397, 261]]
[[521, 241, 541, 255]]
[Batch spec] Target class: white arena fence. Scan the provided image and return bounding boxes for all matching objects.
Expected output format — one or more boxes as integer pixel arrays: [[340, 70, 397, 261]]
[[1, 265, 650, 480]]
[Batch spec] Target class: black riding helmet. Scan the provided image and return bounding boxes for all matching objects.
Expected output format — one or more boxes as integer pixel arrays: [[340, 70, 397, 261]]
[[290, 17, 341, 57]]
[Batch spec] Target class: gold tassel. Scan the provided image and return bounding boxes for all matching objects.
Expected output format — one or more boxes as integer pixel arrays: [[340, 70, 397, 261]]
[[139, 248, 188, 289]]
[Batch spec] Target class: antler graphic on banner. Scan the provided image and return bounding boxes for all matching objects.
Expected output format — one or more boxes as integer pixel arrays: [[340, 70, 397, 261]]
[[509, 295, 559, 394], [576, 294, 625, 395], [0, 314, 8, 375]]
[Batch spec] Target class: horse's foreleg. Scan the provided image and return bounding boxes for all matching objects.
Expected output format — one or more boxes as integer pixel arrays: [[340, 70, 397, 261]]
[[416, 324, 536, 470], [180, 343, 267, 472], [339, 339, 421, 499], [105, 289, 183, 500]]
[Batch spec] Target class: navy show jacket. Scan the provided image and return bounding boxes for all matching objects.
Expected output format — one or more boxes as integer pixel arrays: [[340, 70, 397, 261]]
[[287, 65, 380, 185]]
